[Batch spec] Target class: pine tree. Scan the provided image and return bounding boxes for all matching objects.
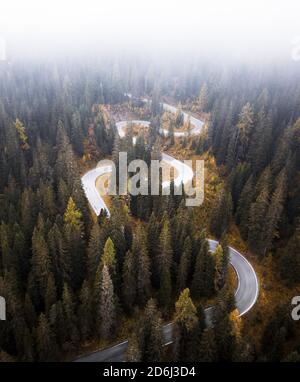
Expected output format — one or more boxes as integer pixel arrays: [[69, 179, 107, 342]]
[[263, 168, 287, 254], [248, 185, 269, 255], [99, 265, 116, 339], [63, 197, 85, 289], [147, 212, 160, 288], [133, 227, 151, 306], [126, 334, 142, 362], [36, 313, 56, 361], [31, 222, 52, 303], [71, 110, 84, 156], [176, 236, 192, 293], [122, 250, 137, 312], [87, 223, 102, 279], [78, 280, 92, 342], [279, 224, 300, 284], [236, 175, 254, 238], [14, 119, 29, 150], [45, 272, 57, 314], [62, 283, 79, 345], [199, 329, 217, 362], [198, 83, 208, 112], [174, 289, 200, 361], [210, 189, 233, 239], [191, 239, 215, 298], [158, 216, 173, 307], [213, 245, 226, 291], [138, 299, 164, 362], [226, 103, 253, 166], [101, 237, 117, 278]]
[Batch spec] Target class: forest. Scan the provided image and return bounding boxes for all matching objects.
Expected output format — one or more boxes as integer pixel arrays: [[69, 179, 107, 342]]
[[0, 57, 300, 363]]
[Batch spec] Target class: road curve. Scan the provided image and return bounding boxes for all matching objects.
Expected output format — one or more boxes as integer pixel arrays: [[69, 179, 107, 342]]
[[75, 239, 258, 362], [124, 94, 204, 137], [78, 105, 259, 362]]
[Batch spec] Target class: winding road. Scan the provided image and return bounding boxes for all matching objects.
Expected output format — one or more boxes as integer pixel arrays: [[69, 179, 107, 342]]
[[78, 101, 259, 362]]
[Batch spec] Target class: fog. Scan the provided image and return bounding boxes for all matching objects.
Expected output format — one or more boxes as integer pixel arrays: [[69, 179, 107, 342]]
[[1, 0, 300, 63]]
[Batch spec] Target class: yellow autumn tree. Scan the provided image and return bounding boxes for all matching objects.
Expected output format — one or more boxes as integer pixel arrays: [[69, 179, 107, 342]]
[[64, 197, 83, 228], [14, 118, 29, 150], [101, 237, 116, 276]]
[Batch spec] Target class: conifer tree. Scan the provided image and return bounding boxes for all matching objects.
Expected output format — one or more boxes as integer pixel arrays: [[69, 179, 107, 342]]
[[210, 189, 233, 239], [199, 329, 217, 362], [36, 313, 56, 361], [122, 250, 137, 312], [133, 227, 151, 306], [158, 216, 173, 308], [248, 186, 269, 255], [87, 222, 103, 279], [177, 236, 192, 293], [138, 299, 164, 362], [236, 175, 254, 238], [78, 280, 92, 342], [99, 265, 116, 339], [198, 83, 208, 112], [174, 289, 200, 361], [263, 168, 287, 254], [63, 197, 85, 289], [101, 237, 117, 279]]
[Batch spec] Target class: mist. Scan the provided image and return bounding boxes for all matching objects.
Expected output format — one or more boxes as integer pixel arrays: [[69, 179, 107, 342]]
[[1, 0, 300, 64]]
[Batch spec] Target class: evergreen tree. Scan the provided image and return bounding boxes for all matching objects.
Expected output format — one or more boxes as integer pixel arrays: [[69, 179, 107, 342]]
[[198, 83, 208, 112], [279, 224, 300, 284], [176, 236, 192, 293], [248, 185, 269, 255], [158, 216, 173, 308], [133, 227, 151, 306], [101, 237, 117, 275], [78, 280, 92, 342], [99, 265, 116, 339], [210, 189, 233, 239], [174, 289, 201, 361], [138, 299, 164, 362], [36, 313, 56, 361], [236, 175, 254, 238], [122, 250, 137, 312], [199, 329, 217, 362], [191, 239, 215, 298], [87, 222, 103, 279], [263, 169, 287, 254], [63, 197, 85, 289]]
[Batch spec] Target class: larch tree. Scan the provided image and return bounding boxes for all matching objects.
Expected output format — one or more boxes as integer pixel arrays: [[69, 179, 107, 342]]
[[101, 237, 117, 279], [63, 197, 85, 290]]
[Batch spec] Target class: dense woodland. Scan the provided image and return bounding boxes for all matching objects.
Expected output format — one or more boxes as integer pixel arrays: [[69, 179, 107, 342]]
[[0, 58, 300, 362]]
